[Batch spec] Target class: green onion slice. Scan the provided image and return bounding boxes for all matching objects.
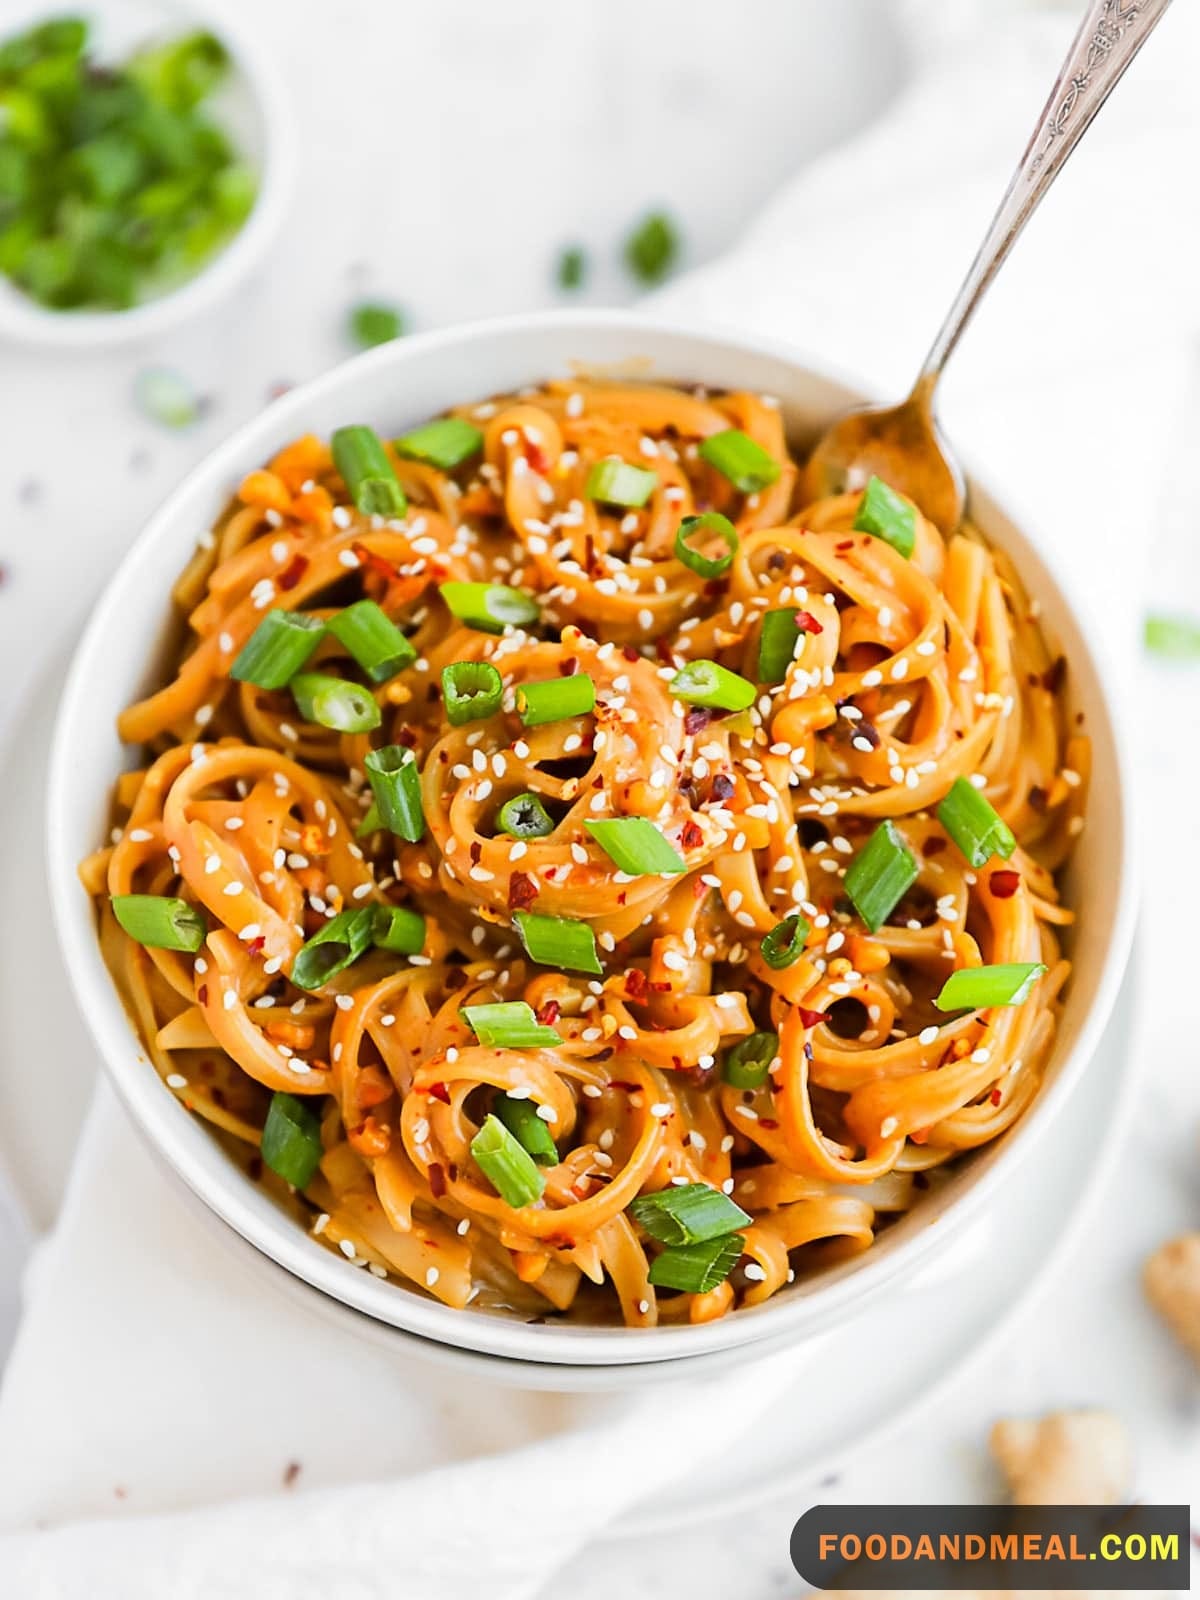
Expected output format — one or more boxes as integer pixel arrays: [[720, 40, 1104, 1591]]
[[674, 512, 738, 579], [364, 745, 425, 841], [757, 609, 802, 684], [624, 211, 679, 285], [326, 600, 416, 684], [261, 1092, 323, 1189], [585, 458, 657, 508], [371, 905, 425, 955], [470, 1112, 545, 1208], [440, 581, 539, 635], [698, 429, 781, 493], [494, 1093, 559, 1166], [355, 800, 382, 839], [936, 777, 1016, 868], [291, 673, 381, 734], [331, 424, 407, 519], [935, 962, 1046, 1012], [395, 417, 483, 470], [441, 660, 503, 726], [460, 1001, 562, 1049], [111, 893, 206, 952], [844, 821, 918, 934], [517, 673, 595, 727], [584, 817, 686, 875], [760, 912, 810, 970], [1144, 614, 1200, 659], [723, 1031, 779, 1089], [497, 793, 555, 839], [852, 475, 916, 559], [348, 301, 403, 349], [513, 910, 602, 976], [648, 1233, 744, 1294], [669, 659, 756, 712], [290, 908, 376, 990], [230, 610, 324, 690], [630, 1183, 751, 1246]]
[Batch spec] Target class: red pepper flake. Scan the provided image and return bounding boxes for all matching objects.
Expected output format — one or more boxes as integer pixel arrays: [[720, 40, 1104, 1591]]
[[571, 1179, 594, 1199], [469, 839, 482, 865], [427, 1081, 451, 1104], [692, 877, 708, 899], [684, 706, 711, 736], [1042, 655, 1067, 695], [197, 984, 208, 1006], [836, 539, 855, 553], [558, 655, 578, 678], [679, 818, 704, 851], [444, 967, 468, 991], [795, 610, 824, 635], [428, 1162, 447, 1198], [277, 553, 309, 591], [352, 541, 402, 582], [283, 1461, 301, 1488], [758, 1117, 779, 1130], [654, 636, 676, 665], [989, 869, 1021, 899], [624, 967, 649, 1002], [650, 980, 671, 992], [798, 1007, 827, 1029], [989, 1087, 1003, 1107], [710, 772, 735, 802], [525, 439, 550, 475], [508, 870, 538, 910], [608, 1080, 639, 1092], [1028, 784, 1048, 814], [535, 999, 560, 1027], [621, 645, 641, 663], [922, 836, 948, 857], [247, 935, 266, 956]]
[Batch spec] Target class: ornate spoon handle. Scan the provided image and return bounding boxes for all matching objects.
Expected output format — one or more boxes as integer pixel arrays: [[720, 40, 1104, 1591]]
[[918, 0, 1174, 388]]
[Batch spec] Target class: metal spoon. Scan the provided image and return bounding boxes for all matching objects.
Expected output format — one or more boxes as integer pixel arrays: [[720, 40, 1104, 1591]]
[[807, 0, 1173, 533]]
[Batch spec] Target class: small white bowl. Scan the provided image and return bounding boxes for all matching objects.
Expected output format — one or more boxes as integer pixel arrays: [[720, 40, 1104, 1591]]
[[46, 310, 1137, 1375], [0, 0, 294, 349]]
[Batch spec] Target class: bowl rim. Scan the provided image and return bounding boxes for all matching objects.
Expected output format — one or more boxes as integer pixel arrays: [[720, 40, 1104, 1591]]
[[46, 307, 1139, 1366], [0, 0, 295, 349]]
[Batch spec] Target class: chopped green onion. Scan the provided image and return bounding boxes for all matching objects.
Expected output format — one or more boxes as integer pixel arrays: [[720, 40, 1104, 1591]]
[[624, 210, 679, 285], [230, 610, 324, 690], [723, 1031, 779, 1089], [470, 1113, 545, 1207], [460, 1001, 562, 1049], [760, 912, 810, 970], [110, 893, 205, 952], [513, 910, 602, 976], [698, 429, 781, 494], [441, 660, 503, 726], [757, 609, 802, 684], [517, 673, 595, 727], [364, 745, 425, 841], [348, 301, 403, 349], [648, 1233, 744, 1294], [497, 793, 555, 839], [669, 659, 756, 711], [134, 367, 200, 429], [844, 821, 918, 934], [371, 905, 425, 955], [585, 459, 657, 508], [439, 581, 539, 634], [1144, 614, 1200, 660], [291, 673, 381, 735], [494, 1093, 559, 1165], [326, 600, 416, 684], [935, 962, 1047, 1012], [355, 799, 382, 839], [630, 1183, 751, 1246], [936, 777, 1016, 868], [290, 908, 375, 990], [674, 512, 738, 579], [557, 245, 586, 290], [395, 417, 483, 470], [584, 817, 686, 875], [852, 475, 916, 559], [331, 424, 406, 518], [261, 1092, 323, 1189]]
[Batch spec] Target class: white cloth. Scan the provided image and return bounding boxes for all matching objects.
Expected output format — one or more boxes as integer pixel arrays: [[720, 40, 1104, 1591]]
[[4, 2, 1200, 1594]]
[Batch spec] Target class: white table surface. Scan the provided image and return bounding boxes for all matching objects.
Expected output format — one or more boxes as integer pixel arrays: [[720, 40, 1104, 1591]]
[[0, 1, 1196, 1591]]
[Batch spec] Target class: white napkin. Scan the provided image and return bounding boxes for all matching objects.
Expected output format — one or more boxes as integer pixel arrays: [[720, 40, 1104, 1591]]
[[4, 3, 1200, 1593]]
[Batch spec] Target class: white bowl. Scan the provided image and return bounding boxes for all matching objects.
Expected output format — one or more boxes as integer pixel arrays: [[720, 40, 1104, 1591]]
[[46, 310, 1137, 1373], [0, 0, 294, 349]]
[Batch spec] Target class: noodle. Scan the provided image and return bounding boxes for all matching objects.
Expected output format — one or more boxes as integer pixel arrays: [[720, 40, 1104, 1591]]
[[82, 379, 1084, 1328]]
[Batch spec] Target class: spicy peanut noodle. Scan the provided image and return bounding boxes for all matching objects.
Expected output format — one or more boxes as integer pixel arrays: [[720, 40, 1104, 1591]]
[[82, 379, 1087, 1328]]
